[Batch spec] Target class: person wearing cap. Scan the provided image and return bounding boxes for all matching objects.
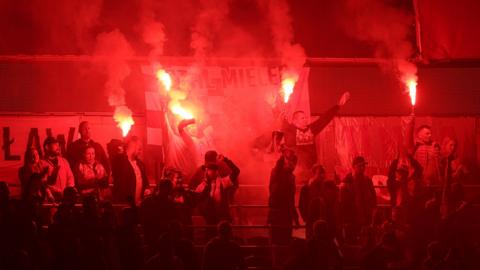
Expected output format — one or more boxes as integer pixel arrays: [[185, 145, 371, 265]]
[[339, 156, 376, 242], [195, 156, 240, 233], [40, 137, 75, 202], [188, 150, 237, 190]]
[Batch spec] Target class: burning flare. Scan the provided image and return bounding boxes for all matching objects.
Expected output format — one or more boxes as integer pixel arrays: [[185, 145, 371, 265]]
[[156, 69, 172, 91], [281, 70, 299, 103], [406, 78, 417, 106], [156, 69, 194, 121], [170, 101, 194, 120], [281, 77, 296, 103], [113, 106, 135, 137]]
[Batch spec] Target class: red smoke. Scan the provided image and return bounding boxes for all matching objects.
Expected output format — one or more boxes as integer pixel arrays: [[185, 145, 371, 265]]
[[94, 29, 135, 137], [340, 0, 418, 101]]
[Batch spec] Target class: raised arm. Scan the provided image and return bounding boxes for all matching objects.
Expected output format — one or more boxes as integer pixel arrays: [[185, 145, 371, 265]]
[[219, 155, 240, 189], [309, 91, 350, 135]]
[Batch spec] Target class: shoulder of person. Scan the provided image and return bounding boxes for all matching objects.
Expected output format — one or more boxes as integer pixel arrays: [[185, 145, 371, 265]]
[[95, 161, 105, 168], [76, 162, 85, 170], [69, 139, 83, 149], [114, 153, 128, 162], [91, 140, 104, 149], [135, 158, 146, 167], [40, 159, 52, 167], [59, 157, 71, 165]]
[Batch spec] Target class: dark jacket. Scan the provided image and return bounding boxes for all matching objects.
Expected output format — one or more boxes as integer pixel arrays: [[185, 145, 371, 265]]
[[282, 105, 339, 168], [387, 156, 423, 207], [203, 237, 245, 270], [268, 163, 298, 225], [111, 154, 148, 203], [189, 157, 239, 190], [195, 158, 240, 224], [298, 180, 324, 224], [340, 173, 376, 226]]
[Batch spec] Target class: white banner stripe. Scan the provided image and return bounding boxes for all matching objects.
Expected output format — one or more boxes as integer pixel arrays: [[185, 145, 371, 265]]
[[145, 91, 162, 112], [146, 127, 163, 146]]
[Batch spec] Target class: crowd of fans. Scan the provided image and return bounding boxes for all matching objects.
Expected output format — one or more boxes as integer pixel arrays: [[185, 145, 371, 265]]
[[1, 119, 479, 270]]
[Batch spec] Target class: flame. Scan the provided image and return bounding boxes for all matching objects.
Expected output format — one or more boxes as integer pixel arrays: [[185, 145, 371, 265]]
[[281, 78, 295, 103], [156, 69, 172, 91], [281, 71, 299, 103], [155, 68, 195, 121], [170, 102, 194, 120], [113, 106, 135, 137], [406, 79, 417, 106]]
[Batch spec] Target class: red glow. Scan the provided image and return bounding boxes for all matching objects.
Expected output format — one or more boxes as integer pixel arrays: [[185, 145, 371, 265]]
[[156, 69, 172, 91], [113, 105, 134, 137], [407, 79, 417, 106], [156, 69, 195, 121], [281, 72, 299, 103], [281, 78, 295, 103]]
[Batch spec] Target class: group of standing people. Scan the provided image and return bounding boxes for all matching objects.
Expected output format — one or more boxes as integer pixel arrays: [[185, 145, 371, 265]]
[[266, 90, 475, 269]]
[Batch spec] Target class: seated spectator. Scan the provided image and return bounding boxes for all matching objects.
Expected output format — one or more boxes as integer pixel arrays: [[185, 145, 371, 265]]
[[66, 121, 110, 176], [74, 145, 108, 199], [340, 156, 377, 243], [41, 137, 75, 202], [18, 146, 48, 191], [112, 136, 148, 204], [202, 221, 245, 270], [307, 220, 343, 270], [299, 164, 327, 239], [267, 149, 299, 245]]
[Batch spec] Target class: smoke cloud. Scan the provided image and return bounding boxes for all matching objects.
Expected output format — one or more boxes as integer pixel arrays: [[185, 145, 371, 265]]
[[259, 0, 305, 69], [138, 0, 167, 59], [190, 0, 230, 59], [341, 0, 417, 82], [94, 29, 135, 136]]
